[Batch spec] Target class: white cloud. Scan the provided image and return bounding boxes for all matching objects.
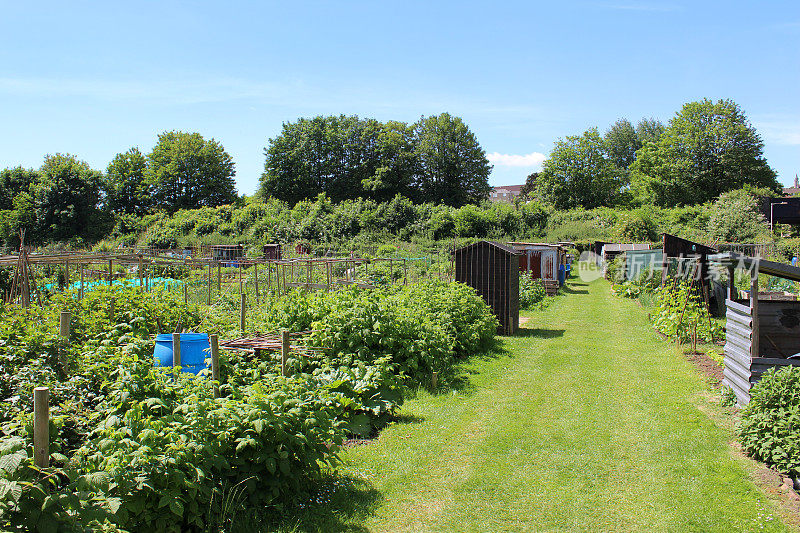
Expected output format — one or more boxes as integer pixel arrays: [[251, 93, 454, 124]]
[[486, 151, 546, 167], [755, 119, 800, 146]]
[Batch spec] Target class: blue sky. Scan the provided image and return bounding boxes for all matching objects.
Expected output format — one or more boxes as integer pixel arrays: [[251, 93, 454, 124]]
[[1, 0, 798, 195]]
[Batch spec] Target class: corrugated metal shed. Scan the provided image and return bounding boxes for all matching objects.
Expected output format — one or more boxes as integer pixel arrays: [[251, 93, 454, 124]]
[[713, 252, 800, 406], [454, 241, 520, 335]]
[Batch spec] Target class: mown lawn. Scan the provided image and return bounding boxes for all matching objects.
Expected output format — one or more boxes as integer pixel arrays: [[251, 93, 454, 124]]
[[257, 277, 788, 532]]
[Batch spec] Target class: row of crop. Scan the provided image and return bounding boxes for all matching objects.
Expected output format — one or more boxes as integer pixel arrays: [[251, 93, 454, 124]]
[[0, 280, 497, 532]]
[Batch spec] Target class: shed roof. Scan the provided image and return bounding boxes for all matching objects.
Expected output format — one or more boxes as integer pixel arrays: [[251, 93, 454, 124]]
[[454, 240, 520, 255], [711, 252, 800, 282], [603, 243, 651, 253], [507, 241, 563, 249]]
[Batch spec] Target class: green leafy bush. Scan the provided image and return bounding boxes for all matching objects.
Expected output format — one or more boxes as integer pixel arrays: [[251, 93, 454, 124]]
[[738, 367, 800, 476], [650, 282, 723, 344], [519, 275, 546, 309]]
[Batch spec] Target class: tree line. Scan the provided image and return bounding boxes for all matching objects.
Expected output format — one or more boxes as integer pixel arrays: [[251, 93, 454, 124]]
[[1, 113, 492, 245], [528, 98, 780, 209], [259, 113, 491, 206], [0, 131, 238, 244], [0, 99, 783, 246]]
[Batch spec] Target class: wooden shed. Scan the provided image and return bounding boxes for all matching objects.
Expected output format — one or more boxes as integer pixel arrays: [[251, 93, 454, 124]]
[[508, 242, 564, 295], [715, 253, 800, 406], [210, 245, 243, 262], [263, 244, 282, 260], [453, 241, 520, 335]]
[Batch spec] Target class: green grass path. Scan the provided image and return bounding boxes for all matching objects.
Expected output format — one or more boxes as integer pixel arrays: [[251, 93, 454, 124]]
[[301, 278, 787, 532]]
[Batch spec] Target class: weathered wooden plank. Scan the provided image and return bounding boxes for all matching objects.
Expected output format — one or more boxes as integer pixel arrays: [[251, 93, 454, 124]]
[[752, 356, 800, 365], [726, 299, 752, 316], [724, 344, 752, 370]]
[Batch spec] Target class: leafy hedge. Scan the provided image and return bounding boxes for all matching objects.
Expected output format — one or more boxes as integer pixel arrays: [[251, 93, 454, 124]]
[[738, 367, 800, 476]]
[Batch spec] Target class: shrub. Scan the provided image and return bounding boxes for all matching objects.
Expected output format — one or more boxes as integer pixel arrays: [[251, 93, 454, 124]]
[[708, 189, 770, 242], [519, 275, 546, 309], [738, 366, 800, 476]]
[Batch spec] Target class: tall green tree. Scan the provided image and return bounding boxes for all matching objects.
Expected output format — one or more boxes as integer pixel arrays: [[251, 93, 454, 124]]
[[261, 116, 419, 205], [0, 167, 39, 211], [146, 131, 237, 213], [412, 113, 491, 206], [631, 99, 779, 206], [537, 128, 621, 209], [635, 117, 665, 146], [104, 147, 151, 215], [31, 154, 106, 242], [604, 118, 641, 171]]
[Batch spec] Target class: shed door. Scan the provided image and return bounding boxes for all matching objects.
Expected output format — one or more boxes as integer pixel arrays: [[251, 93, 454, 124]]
[[519, 252, 529, 272], [543, 251, 555, 280], [529, 251, 542, 278]]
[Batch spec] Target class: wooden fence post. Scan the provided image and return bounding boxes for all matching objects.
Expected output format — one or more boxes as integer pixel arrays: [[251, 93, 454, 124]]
[[217, 262, 222, 292], [33, 387, 49, 467], [254, 262, 259, 304], [183, 282, 188, 305], [210, 334, 220, 399], [80, 266, 84, 299], [281, 330, 290, 377], [238, 263, 243, 295], [240, 293, 247, 331], [109, 298, 115, 322], [431, 371, 438, 391], [172, 333, 181, 369], [59, 311, 71, 339], [207, 263, 212, 305], [108, 259, 113, 287]]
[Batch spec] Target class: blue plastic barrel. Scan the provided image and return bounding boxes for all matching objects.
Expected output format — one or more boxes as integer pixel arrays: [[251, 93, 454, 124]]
[[153, 333, 210, 375]]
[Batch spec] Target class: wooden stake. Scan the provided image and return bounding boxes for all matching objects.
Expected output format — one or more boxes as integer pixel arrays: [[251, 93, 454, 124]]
[[80, 267, 84, 299], [210, 334, 220, 399], [431, 371, 438, 390], [172, 333, 181, 369], [254, 262, 259, 304], [183, 282, 188, 305], [238, 262, 243, 294], [207, 263, 212, 305], [108, 259, 113, 287], [281, 330, 290, 377], [109, 298, 115, 322], [217, 262, 221, 292], [59, 311, 71, 339], [240, 293, 246, 331], [33, 387, 49, 468]]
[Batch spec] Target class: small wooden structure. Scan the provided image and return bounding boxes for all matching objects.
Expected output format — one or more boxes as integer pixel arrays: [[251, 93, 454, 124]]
[[453, 241, 519, 335], [715, 253, 800, 406], [601, 243, 650, 270], [263, 244, 282, 260], [210, 245, 243, 262], [508, 242, 564, 296]]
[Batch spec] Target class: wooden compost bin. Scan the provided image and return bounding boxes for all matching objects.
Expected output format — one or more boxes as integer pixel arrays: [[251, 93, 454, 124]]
[[716, 253, 800, 406], [454, 241, 520, 335]]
